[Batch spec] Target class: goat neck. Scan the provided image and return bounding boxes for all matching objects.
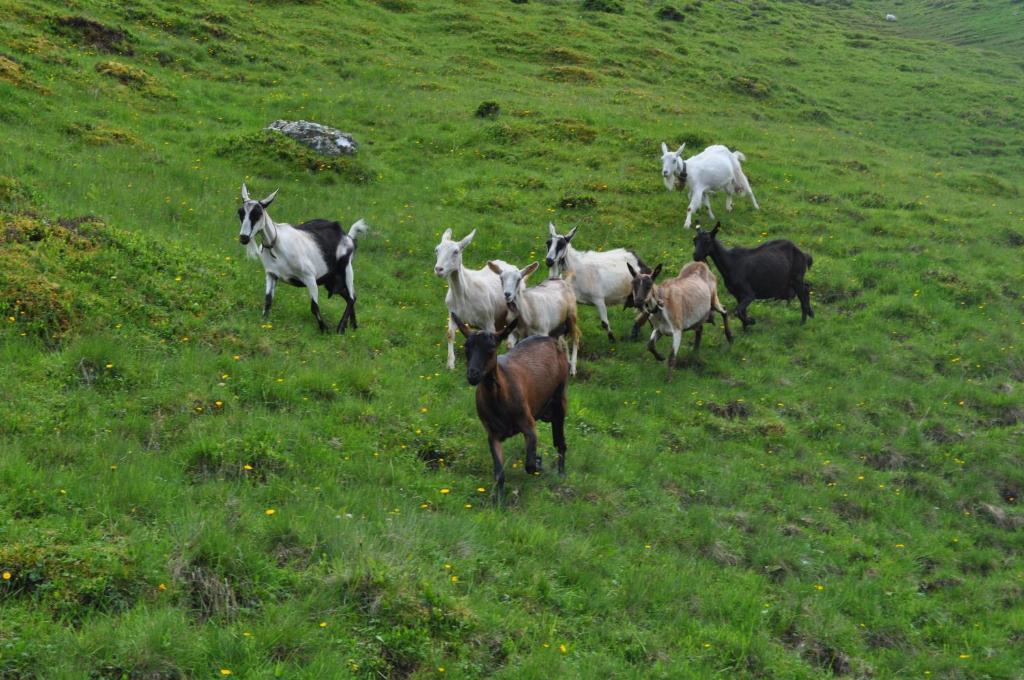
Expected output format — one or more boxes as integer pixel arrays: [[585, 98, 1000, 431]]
[[705, 238, 736, 288], [446, 261, 469, 298], [555, 242, 580, 279], [259, 214, 281, 259]]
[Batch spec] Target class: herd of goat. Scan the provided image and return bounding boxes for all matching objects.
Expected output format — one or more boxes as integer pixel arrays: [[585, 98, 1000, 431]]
[[236, 142, 815, 496]]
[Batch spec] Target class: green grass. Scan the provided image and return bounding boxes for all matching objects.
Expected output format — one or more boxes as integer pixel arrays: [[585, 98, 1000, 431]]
[[1, 0, 1023, 677]]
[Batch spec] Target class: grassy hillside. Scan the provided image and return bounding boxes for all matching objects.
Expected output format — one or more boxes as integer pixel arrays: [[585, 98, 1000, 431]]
[[1, 0, 1022, 677]]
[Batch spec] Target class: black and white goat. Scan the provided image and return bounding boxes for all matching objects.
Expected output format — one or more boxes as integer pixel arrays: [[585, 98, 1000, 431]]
[[237, 184, 368, 333]]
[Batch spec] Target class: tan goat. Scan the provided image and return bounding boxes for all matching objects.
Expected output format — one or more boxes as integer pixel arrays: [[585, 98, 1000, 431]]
[[628, 261, 733, 380]]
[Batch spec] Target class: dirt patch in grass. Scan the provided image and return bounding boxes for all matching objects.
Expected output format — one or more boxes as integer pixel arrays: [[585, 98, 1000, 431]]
[[780, 628, 852, 676], [184, 436, 293, 483], [558, 195, 597, 209], [541, 47, 592, 65], [923, 422, 963, 444], [96, 60, 150, 87], [0, 534, 141, 620], [582, 0, 624, 13], [545, 66, 596, 83], [0, 55, 48, 93], [170, 556, 241, 622], [51, 15, 135, 55], [730, 75, 771, 98], [707, 400, 750, 419], [549, 119, 598, 144], [977, 503, 1024, 531], [864, 447, 908, 471], [475, 100, 500, 118], [656, 6, 687, 21], [63, 122, 140, 146], [0, 176, 36, 211]]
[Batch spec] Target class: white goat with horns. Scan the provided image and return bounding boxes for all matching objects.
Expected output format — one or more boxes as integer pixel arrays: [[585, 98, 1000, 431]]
[[434, 228, 511, 369], [237, 184, 368, 333], [660, 143, 760, 229], [488, 260, 581, 376], [544, 222, 649, 342]]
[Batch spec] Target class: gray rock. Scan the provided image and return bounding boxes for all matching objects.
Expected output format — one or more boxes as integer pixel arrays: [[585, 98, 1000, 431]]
[[266, 119, 357, 156]]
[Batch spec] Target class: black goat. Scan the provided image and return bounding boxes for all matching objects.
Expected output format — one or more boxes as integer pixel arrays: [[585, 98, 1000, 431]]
[[692, 223, 813, 328]]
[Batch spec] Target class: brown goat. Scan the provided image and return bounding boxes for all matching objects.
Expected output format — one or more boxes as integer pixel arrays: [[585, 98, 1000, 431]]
[[451, 313, 569, 498], [628, 261, 733, 380]]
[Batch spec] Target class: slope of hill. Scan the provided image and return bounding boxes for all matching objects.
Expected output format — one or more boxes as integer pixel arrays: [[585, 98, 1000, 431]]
[[1, 0, 1022, 677]]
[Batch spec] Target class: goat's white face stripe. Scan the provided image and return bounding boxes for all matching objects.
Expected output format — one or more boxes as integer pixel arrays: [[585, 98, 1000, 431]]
[[239, 200, 265, 239]]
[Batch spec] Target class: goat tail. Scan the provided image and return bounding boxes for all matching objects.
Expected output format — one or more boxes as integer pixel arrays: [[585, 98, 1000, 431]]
[[348, 219, 369, 241], [806, 252, 814, 270], [732, 150, 747, 163]]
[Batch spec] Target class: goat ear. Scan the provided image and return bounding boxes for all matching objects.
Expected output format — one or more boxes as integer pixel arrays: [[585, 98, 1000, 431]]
[[627, 263, 638, 279], [676, 143, 686, 155], [521, 261, 540, 278], [661, 142, 669, 155], [450, 313, 472, 339], [241, 183, 251, 201], [260, 189, 278, 208], [486, 261, 503, 275], [441, 228, 453, 242], [548, 221, 557, 237], [458, 229, 476, 249], [565, 226, 578, 242], [498, 317, 518, 341], [652, 264, 663, 281], [711, 222, 720, 235]]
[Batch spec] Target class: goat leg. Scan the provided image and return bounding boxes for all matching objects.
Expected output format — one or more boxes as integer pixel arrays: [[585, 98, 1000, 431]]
[[337, 292, 355, 334], [798, 283, 813, 323], [310, 299, 328, 333], [736, 295, 757, 328], [489, 436, 506, 502], [721, 310, 734, 344], [630, 311, 649, 341], [523, 422, 542, 475], [263, 273, 277, 320], [647, 329, 665, 362], [552, 385, 567, 477]]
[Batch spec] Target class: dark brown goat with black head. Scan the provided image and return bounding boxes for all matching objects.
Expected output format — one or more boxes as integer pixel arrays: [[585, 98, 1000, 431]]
[[451, 313, 569, 499]]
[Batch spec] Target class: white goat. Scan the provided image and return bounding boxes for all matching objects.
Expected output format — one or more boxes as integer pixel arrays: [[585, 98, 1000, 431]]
[[487, 261, 580, 376], [544, 222, 648, 342], [660, 143, 760, 228], [434, 228, 510, 369], [237, 184, 368, 333], [885, 13, 897, 22]]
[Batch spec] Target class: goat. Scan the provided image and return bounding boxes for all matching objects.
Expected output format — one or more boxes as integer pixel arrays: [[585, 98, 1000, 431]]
[[692, 222, 814, 328], [544, 222, 648, 342], [451, 314, 568, 499], [237, 184, 368, 333], [660, 143, 760, 229], [487, 260, 581, 376], [434, 228, 511, 369], [629, 261, 732, 380], [885, 13, 897, 21]]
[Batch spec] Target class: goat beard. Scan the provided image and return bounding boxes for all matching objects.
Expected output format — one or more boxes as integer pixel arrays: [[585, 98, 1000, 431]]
[[506, 300, 519, 314]]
